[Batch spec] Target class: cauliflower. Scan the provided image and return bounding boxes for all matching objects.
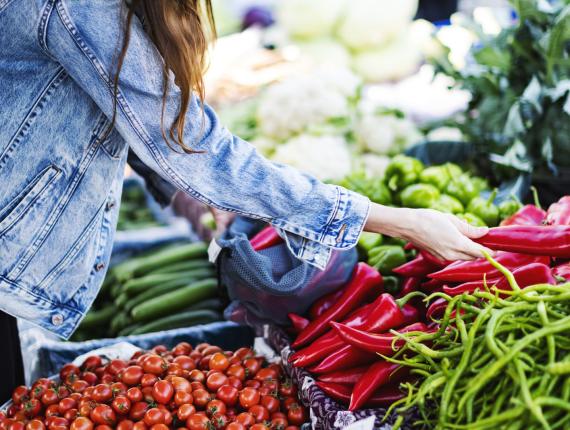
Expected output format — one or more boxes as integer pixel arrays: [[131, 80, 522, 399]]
[[360, 154, 392, 178], [256, 68, 361, 140], [277, 0, 346, 40], [271, 134, 352, 181], [355, 110, 423, 154], [336, 0, 419, 51], [296, 38, 352, 69], [352, 30, 423, 82], [427, 127, 464, 142]]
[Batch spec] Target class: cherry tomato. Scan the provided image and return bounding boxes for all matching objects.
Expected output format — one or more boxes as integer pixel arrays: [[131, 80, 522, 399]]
[[140, 374, 158, 389], [82, 356, 103, 371], [82, 372, 98, 386], [185, 414, 211, 430], [142, 356, 167, 376], [245, 380, 261, 389], [56, 397, 76, 415], [254, 368, 278, 382], [226, 364, 245, 381], [22, 399, 41, 418], [90, 405, 116, 426], [132, 422, 147, 430], [100, 374, 114, 385], [111, 382, 128, 397], [234, 348, 254, 360], [151, 345, 168, 355], [188, 370, 205, 383], [205, 400, 226, 418], [11, 387, 29, 405], [202, 346, 222, 356], [249, 405, 269, 423], [11, 422, 26, 430], [190, 382, 204, 392], [78, 401, 96, 418], [279, 380, 297, 398], [45, 404, 61, 418], [281, 397, 297, 411], [261, 395, 280, 414], [284, 427, 300, 430], [198, 356, 211, 371], [151, 381, 174, 404], [126, 388, 143, 403], [174, 391, 193, 406], [191, 389, 210, 409], [206, 373, 227, 392], [141, 387, 154, 403], [111, 396, 131, 415], [116, 420, 134, 430], [143, 409, 163, 427], [226, 423, 245, 430], [129, 402, 148, 422], [94, 425, 113, 430], [249, 425, 269, 430], [69, 418, 93, 430], [70, 380, 89, 394], [176, 404, 196, 421], [210, 414, 227, 430], [173, 356, 195, 371], [208, 353, 229, 372], [243, 358, 260, 377], [91, 385, 112, 403], [150, 425, 168, 430], [41, 390, 59, 406], [227, 377, 242, 390], [63, 408, 78, 422], [286, 405, 306, 426], [30, 385, 46, 401], [172, 342, 192, 357], [25, 420, 45, 430], [271, 417, 288, 430], [169, 377, 191, 393], [106, 360, 127, 377], [216, 386, 238, 407], [239, 388, 260, 409], [60, 364, 81, 381]]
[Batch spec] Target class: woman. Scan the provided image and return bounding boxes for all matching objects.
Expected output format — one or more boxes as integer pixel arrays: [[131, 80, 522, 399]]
[[0, 0, 487, 394]]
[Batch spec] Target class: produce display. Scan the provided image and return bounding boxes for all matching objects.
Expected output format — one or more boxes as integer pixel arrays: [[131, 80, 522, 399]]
[[2, 341, 309, 430], [117, 184, 163, 231], [73, 243, 222, 340]]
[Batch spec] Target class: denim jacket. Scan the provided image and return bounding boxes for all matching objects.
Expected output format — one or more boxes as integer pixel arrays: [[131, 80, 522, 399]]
[[0, 0, 370, 338]]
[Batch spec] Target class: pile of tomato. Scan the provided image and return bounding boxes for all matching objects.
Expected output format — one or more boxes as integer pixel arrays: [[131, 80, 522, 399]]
[[1, 342, 309, 430]]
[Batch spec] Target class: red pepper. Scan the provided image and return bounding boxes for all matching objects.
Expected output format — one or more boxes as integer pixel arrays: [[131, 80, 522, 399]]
[[475, 225, 570, 258], [308, 289, 345, 320], [317, 366, 369, 386], [250, 226, 284, 251], [500, 205, 546, 226], [331, 322, 428, 355], [426, 298, 448, 321], [308, 345, 376, 374], [553, 262, 570, 282], [393, 254, 441, 278], [443, 263, 556, 296], [546, 197, 570, 226], [315, 381, 405, 407], [350, 361, 407, 411], [290, 292, 420, 367], [288, 313, 309, 333], [292, 263, 382, 348], [429, 251, 550, 282], [398, 277, 421, 297], [421, 278, 446, 291]]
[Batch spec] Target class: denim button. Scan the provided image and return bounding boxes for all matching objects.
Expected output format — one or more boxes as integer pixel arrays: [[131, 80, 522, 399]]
[[51, 314, 64, 326], [106, 199, 116, 211], [95, 263, 105, 272]]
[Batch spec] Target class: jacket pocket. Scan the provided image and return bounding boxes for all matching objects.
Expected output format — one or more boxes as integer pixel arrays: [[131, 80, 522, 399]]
[[0, 165, 61, 236]]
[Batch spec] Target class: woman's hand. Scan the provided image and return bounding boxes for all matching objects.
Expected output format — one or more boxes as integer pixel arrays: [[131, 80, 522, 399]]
[[364, 204, 490, 261]]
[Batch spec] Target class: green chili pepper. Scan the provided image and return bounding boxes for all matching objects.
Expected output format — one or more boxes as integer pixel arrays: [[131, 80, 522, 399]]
[[383, 276, 401, 295], [467, 189, 500, 226], [498, 196, 523, 220], [457, 212, 487, 227], [368, 245, 407, 275], [431, 194, 465, 214], [358, 232, 383, 253], [400, 184, 441, 208], [384, 155, 424, 192], [445, 174, 479, 206], [419, 166, 452, 190]]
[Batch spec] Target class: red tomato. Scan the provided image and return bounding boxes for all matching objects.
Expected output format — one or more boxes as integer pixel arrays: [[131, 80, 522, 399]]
[[188, 370, 205, 383], [254, 368, 278, 382], [10, 422, 26, 430], [261, 395, 280, 414], [120, 366, 143, 386], [143, 409, 163, 427], [190, 382, 204, 392], [174, 391, 193, 406], [169, 377, 192, 393], [64, 409, 78, 422], [45, 404, 61, 418], [176, 404, 196, 421], [111, 396, 131, 415], [243, 358, 260, 377], [150, 425, 168, 430], [173, 356, 195, 371], [48, 417, 68, 429], [69, 418, 93, 430], [126, 388, 143, 403], [210, 414, 227, 430], [249, 405, 269, 423], [81, 372, 98, 386], [234, 348, 253, 360], [60, 364, 81, 381], [23, 399, 42, 418], [249, 425, 269, 430], [132, 422, 147, 430], [279, 380, 297, 398], [227, 377, 242, 390], [225, 423, 245, 430], [100, 374, 114, 385], [284, 427, 300, 430], [191, 390, 210, 409], [94, 425, 113, 430], [116, 420, 134, 430], [245, 380, 261, 389], [82, 356, 103, 371], [70, 380, 90, 393], [142, 356, 167, 376], [202, 346, 222, 356], [286, 405, 307, 426], [58, 397, 77, 415], [185, 414, 211, 430], [239, 388, 260, 409], [91, 385, 112, 403], [166, 363, 183, 377], [205, 400, 226, 418], [206, 373, 228, 392], [226, 364, 245, 381], [90, 405, 116, 426], [11, 387, 29, 405], [25, 420, 45, 430], [107, 360, 128, 376], [151, 381, 174, 404], [111, 382, 128, 397], [172, 342, 192, 356], [151, 345, 168, 355], [271, 417, 289, 430], [140, 374, 158, 388], [41, 390, 59, 406], [30, 385, 46, 401], [216, 386, 238, 407], [198, 356, 211, 371], [281, 397, 297, 411], [208, 353, 229, 372]]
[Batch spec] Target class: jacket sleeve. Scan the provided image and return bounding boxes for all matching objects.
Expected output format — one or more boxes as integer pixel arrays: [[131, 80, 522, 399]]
[[45, 0, 370, 268], [127, 150, 177, 207]]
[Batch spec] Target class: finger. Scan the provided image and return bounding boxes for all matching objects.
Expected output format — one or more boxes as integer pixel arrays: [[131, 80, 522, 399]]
[[447, 215, 489, 239]]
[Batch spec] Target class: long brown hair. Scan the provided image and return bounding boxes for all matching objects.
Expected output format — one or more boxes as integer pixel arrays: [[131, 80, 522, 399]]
[[109, 0, 216, 153]]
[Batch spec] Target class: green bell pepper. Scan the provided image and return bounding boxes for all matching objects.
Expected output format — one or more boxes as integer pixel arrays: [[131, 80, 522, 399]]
[[400, 184, 440, 208], [384, 155, 424, 192], [419, 166, 451, 190], [382, 276, 401, 295], [467, 189, 499, 226], [444, 163, 463, 177], [368, 245, 407, 275], [498, 196, 523, 220], [358, 232, 383, 253], [341, 172, 392, 205], [445, 174, 479, 206], [431, 194, 465, 214], [471, 176, 490, 193], [457, 212, 487, 227]]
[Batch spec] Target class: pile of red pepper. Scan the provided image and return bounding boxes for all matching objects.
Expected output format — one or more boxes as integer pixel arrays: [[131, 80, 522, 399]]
[[286, 196, 570, 413]]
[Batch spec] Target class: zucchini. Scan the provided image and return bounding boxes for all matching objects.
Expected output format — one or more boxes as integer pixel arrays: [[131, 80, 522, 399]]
[[131, 279, 218, 322], [148, 259, 212, 275], [129, 309, 222, 335], [124, 268, 214, 297], [80, 305, 117, 329]]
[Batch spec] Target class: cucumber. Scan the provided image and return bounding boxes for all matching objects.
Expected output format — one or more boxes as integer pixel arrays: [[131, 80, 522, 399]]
[[80, 305, 117, 329], [185, 298, 224, 312], [132, 242, 209, 278], [129, 309, 222, 335], [110, 311, 130, 334], [124, 276, 200, 313], [115, 292, 129, 309], [131, 279, 218, 322], [124, 268, 214, 296], [118, 323, 142, 337], [148, 259, 212, 275]]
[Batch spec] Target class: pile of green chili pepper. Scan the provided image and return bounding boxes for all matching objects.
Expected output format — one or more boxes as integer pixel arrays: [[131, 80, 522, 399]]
[[386, 252, 570, 430]]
